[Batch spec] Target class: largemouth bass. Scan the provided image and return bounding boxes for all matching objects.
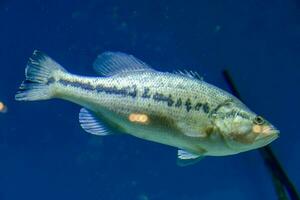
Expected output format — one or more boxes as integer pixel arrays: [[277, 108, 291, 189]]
[[15, 50, 279, 161]]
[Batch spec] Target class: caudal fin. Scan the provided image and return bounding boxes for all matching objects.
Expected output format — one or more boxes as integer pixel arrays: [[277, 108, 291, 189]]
[[15, 50, 66, 101]]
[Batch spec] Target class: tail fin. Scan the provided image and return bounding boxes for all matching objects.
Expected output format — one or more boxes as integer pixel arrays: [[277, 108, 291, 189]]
[[15, 50, 66, 101]]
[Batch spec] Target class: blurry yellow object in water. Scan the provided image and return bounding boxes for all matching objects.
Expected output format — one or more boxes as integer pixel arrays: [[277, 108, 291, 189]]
[[0, 101, 7, 113], [129, 113, 149, 124]]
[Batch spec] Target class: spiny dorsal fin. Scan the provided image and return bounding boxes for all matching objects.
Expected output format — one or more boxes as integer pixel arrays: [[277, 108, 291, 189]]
[[93, 51, 154, 76], [173, 69, 203, 81], [79, 108, 112, 136]]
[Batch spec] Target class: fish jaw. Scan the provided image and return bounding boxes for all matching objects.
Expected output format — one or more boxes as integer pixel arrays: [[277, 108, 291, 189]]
[[215, 115, 279, 154], [252, 124, 279, 147]]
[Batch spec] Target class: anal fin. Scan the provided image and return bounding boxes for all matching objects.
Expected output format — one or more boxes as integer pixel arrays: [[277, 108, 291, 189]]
[[79, 108, 113, 136]]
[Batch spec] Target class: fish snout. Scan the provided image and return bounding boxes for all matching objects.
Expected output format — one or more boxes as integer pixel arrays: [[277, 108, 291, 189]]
[[253, 124, 279, 142]]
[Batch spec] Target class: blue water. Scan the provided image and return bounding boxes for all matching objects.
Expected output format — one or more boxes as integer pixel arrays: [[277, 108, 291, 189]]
[[0, 0, 299, 199]]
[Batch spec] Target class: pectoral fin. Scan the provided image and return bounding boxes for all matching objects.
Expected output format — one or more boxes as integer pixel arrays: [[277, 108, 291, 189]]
[[177, 122, 207, 138]]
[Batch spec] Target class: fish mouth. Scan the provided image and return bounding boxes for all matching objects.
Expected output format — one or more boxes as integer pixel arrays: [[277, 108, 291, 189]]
[[225, 125, 279, 152], [254, 125, 279, 143]]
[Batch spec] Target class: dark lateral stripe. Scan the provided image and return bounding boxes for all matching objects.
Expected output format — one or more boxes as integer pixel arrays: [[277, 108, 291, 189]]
[[141, 87, 151, 98], [185, 98, 192, 112], [175, 98, 182, 107], [140, 87, 211, 113], [58, 79, 137, 98], [59, 79, 212, 113], [153, 92, 174, 107]]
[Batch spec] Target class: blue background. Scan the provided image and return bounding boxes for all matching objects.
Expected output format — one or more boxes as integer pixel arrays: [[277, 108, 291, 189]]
[[0, 0, 299, 199]]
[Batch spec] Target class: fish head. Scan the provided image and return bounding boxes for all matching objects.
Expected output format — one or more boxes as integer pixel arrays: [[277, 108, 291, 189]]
[[213, 100, 279, 153]]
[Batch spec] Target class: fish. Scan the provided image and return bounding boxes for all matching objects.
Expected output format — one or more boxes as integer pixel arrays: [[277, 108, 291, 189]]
[[15, 50, 279, 163]]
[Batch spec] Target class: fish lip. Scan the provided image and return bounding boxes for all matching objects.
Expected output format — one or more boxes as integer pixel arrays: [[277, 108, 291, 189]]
[[255, 129, 280, 142]]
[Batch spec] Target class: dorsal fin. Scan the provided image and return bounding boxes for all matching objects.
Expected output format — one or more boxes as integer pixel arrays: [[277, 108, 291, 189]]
[[79, 108, 113, 136], [93, 51, 154, 76], [173, 69, 203, 81]]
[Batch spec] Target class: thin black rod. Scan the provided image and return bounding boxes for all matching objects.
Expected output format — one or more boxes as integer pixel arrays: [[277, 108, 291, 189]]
[[222, 70, 299, 200]]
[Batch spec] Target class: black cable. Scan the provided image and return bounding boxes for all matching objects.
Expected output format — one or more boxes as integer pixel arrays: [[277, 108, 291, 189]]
[[222, 70, 299, 200]]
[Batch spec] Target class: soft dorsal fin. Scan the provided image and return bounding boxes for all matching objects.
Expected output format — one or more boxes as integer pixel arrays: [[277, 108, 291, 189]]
[[79, 108, 113, 136], [93, 51, 154, 76], [173, 69, 203, 81]]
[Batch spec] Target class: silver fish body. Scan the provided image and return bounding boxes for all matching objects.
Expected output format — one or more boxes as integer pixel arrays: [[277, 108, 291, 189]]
[[16, 51, 279, 160]]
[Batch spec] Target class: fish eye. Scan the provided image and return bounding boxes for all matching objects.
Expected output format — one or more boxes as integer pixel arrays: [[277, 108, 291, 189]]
[[253, 116, 265, 125]]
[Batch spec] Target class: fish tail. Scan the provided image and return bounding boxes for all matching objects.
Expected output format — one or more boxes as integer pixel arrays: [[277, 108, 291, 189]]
[[15, 50, 66, 101]]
